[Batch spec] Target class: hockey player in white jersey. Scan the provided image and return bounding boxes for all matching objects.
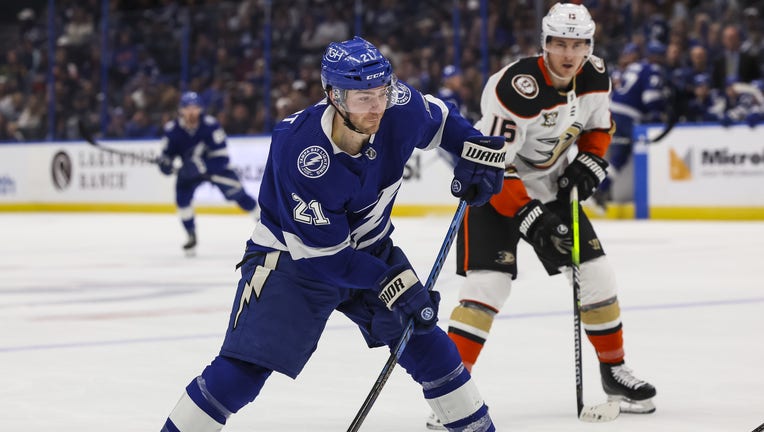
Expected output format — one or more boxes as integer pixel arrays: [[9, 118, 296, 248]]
[[160, 36, 507, 432], [429, 3, 656, 429]]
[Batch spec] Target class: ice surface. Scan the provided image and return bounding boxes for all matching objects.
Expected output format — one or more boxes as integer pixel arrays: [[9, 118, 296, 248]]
[[1, 212, 762, 431]]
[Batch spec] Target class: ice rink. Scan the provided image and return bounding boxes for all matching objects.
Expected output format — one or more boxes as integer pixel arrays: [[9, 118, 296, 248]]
[[1, 211, 763, 432]]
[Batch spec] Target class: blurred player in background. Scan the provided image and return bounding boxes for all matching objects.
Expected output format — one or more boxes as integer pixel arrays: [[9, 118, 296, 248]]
[[429, 3, 656, 429], [160, 36, 507, 432], [594, 39, 670, 208], [158, 91, 258, 256]]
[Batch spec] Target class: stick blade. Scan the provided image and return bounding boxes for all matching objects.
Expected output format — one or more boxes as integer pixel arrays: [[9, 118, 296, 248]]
[[579, 401, 620, 422]]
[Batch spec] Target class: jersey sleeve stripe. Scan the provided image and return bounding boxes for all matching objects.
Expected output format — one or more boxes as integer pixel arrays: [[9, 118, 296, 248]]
[[422, 94, 449, 150]]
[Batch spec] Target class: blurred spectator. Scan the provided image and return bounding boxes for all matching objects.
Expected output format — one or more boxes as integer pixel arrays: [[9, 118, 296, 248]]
[[125, 109, 158, 138], [110, 30, 140, 89], [717, 77, 764, 127], [685, 74, 722, 123], [436, 65, 465, 116], [3, 0, 764, 142], [105, 107, 128, 138], [711, 25, 762, 90], [16, 93, 46, 140]]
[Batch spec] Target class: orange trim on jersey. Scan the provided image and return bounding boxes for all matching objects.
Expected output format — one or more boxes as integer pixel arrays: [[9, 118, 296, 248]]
[[538, 57, 554, 86], [489, 177, 531, 217], [577, 130, 612, 158]]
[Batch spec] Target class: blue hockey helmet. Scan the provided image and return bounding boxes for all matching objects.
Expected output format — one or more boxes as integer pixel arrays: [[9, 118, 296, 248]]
[[321, 36, 393, 91], [321, 36, 397, 113], [646, 40, 667, 56], [179, 91, 203, 108]]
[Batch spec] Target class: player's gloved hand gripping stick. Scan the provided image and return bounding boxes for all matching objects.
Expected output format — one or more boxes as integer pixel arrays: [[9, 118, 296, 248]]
[[347, 200, 467, 432]]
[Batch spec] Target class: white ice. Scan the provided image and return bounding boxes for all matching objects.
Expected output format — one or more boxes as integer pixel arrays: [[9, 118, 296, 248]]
[[1, 212, 763, 431]]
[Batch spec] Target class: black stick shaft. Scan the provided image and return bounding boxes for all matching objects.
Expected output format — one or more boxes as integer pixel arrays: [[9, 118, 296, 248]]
[[346, 200, 467, 432]]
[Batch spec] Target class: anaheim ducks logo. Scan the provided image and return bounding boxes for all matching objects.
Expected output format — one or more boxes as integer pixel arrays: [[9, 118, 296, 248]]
[[495, 251, 516, 266], [517, 122, 584, 169], [512, 74, 539, 99], [542, 111, 558, 127]]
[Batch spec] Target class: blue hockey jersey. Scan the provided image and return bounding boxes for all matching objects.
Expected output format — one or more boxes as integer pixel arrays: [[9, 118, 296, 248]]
[[610, 60, 669, 123], [247, 81, 479, 290], [159, 115, 231, 179]]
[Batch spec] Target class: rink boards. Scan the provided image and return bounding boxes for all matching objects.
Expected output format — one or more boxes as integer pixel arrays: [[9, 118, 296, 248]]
[[1, 124, 762, 220]]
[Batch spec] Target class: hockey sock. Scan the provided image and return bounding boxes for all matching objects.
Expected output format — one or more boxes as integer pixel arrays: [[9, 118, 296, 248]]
[[163, 355, 272, 432], [447, 301, 496, 372], [400, 329, 494, 431], [585, 323, 624, 364]]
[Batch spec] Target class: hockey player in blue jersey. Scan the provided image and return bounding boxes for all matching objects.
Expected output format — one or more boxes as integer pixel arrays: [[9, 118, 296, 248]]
[[594, 40, 669, 208], [160, 36, 507, 432], [158, 91, 258, 255]]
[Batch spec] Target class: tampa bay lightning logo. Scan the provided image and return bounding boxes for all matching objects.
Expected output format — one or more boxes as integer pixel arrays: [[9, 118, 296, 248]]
[[297, 146, 330, 178], [392, 82, 411, 105], [450, 178, 463, 194], [420, 307, 435, 321]]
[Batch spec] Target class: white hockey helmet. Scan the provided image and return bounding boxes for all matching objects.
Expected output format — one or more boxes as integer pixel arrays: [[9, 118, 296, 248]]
[[541, 3, 596, 58]]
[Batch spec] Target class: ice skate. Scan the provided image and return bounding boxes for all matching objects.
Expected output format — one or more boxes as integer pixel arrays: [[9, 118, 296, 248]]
[[600, 362, 656, 414], [426, 411, 446, 430], [182, 232, 197, 257]]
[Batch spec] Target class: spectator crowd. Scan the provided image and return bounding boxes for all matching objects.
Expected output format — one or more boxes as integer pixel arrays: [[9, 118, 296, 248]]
[[0, 0, 761, 142]]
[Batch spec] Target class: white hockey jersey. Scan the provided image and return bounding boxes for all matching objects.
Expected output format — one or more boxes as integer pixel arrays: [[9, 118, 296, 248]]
[[474, 55, 613, 207]]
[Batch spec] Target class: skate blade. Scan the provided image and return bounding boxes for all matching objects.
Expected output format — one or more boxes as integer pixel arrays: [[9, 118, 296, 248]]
[[608, 395, 656, 414], [184, 248, 197, 258], [425, 413, 446, 431], [579, 401, 620, 422]]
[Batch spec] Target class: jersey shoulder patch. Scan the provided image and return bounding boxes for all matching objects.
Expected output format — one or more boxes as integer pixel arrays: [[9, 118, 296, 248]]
[[296, 144, 331, 179], [392, 81, 413, 106], [495, 57, 562, 118], [577, 56, 611, 95], [163, 120, 175, 132]]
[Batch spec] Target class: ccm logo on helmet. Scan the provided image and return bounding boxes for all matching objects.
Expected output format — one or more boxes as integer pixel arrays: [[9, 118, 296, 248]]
[[366, 72, 385, 80]]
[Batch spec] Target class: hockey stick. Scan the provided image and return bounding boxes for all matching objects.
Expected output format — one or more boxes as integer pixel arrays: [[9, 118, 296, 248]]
[[347, 199, 467, 432], [647, 82, 678, 144], [77, 118, 163, 165], [570, 187, 620, 422]]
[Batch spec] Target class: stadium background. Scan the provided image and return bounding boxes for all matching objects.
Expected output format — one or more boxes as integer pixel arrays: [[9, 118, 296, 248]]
[[0, 0, 762, 219]]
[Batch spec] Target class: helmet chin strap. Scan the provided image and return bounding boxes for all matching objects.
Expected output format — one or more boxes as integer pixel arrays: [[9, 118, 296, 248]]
[[327, 90, 367, 135]]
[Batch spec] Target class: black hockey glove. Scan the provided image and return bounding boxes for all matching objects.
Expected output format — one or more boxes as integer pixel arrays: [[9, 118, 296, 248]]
[[158, 156, 174, 176], [557, 152, 609, 202], [516, 200, 572, 267], [377, 246, 440, 335], [451, 136, 507, 207]]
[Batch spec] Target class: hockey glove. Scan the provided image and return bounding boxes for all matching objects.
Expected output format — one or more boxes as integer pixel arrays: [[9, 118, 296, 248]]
[[377, 246, 440, 335], [557, 151, 609, 202], [158, 156, 174, 175], [451, 136, 507, 207], [178, 160, 207, 180], [516, 200, 572, 267]]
